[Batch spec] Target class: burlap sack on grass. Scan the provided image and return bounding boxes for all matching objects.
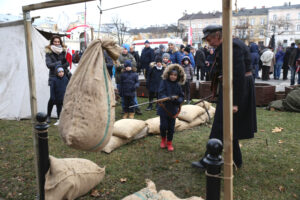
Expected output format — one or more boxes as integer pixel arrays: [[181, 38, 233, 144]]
[[175, 119, 190, 131], [178, 105, 205, 122], [196, 101, 211, 109], [45, 156, 105, 200], [102, 136, 132, 154], [133, 127, 149, 140], [199, 106, 216, 122], [113, 119, 147, 139], [189, 117, 206, 128], [122, 179, 204, 200], [59, 39, 121, 152], [146, 117, 160, 134]]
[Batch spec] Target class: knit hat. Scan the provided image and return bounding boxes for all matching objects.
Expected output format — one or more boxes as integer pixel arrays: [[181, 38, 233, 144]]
[[124, 60, 132, 67], [181, 56, 191, 64], [180, 44, 185, 50], [144, 40, 150, 44], [162, 53, 170, 60], [159, 44, 165, 50], [168, 40, 175, 45], [122, 44, 130, 52], [155, 57, 162, 63], [184, 47, 190, 53], [57, 67, 64, 73]]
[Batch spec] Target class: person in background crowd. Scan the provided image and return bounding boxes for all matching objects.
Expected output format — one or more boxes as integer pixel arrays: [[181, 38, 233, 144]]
[[181, 56, 193, 104], [203, 45, 210, 57], [195, 46, 206, 81], [162, 53, 172, 67], [249, 42, 260, 79], [52, 67, 69, 126], [192, 25, 256, 170], [104, 50, 114, 78], [45, 35, 70, 123], [120, 60, 139, 119], [154, 44, 165, 60], [140, 40, 155, 79], [72, 50, 81, 64], [260, 47, 274, 81], [274, 46, 285, 80], [146, 57, 165, 111], [288, 42, 300, 85], [183, 46, 196, 69], [205, 48, 215, 81], [167, 41, 181, 64], [158, 64, 185, 151], [179, 44, 185, 58], [129, 45, 140, 74], [116, 44, 142, 115], [282, 43, 294, 80]]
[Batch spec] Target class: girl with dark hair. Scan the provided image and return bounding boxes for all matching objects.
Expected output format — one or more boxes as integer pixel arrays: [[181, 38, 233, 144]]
[[45, 35, 70, 123]]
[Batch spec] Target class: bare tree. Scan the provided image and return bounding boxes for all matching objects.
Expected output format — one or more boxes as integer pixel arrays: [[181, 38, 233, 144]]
[[269, 17, 293, 35], [111, 16, 128, 45]]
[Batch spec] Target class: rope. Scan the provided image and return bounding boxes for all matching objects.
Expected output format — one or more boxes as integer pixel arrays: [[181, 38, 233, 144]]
[[205, 170, 234, 180]]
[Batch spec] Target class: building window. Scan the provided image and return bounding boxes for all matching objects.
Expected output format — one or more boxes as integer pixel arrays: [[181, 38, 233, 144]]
[[232, 20, 236, 26], [198, 24, 202, 28], [250, 18, 255, 26], [284, 25, 289, 31], [250, 30, 254, 37], [192, 24, 196, 28], [260, 18, 265, 25], [260, 30, 264, 36], [271, 25, 275, 32], [286, 14, 290, 20], [297, 24, 300, 31], [273, 14, 277, 21], [298, 12, 300, 20]]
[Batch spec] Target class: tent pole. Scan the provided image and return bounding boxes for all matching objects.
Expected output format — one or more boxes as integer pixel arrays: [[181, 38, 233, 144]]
[[23, 11, 40, 199], [222, 0, 233, 200]]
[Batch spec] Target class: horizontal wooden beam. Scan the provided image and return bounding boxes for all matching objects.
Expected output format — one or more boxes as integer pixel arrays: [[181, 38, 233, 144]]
[[22, 0, 95, 12]]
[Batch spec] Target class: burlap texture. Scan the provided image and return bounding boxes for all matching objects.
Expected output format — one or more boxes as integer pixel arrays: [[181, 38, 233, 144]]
[[113, 119, 147, 139], [178, 105, 205, 122], [59, 39, 121, 151]]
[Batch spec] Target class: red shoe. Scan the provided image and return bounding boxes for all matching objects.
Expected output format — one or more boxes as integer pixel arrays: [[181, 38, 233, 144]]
[[167, 141, 174, 151], [160, 137, 167, 148]]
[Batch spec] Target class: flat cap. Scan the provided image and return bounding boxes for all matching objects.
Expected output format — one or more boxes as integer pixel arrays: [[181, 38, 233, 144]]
[[202, 25, 222, 39]]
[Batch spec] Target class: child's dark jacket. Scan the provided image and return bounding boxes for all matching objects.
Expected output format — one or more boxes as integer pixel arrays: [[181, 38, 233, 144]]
[[120, 70, 139, 97], [146, 62, 165, 93], [157, 64, 185, 117], [52, 75, 69, 104]]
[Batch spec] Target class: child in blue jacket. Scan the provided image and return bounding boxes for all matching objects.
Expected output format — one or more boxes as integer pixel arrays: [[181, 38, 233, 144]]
[[157, 64, 185, 151], [52, 67, 69, 125], [120, 60, 139, 119]]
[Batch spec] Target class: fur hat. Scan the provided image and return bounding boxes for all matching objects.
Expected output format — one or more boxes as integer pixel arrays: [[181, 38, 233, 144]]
[[162, 53, 170, 60], [162, 64, 186, 85]]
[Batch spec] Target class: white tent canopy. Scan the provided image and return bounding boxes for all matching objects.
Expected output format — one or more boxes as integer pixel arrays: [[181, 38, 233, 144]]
[[0, 20, 51, 120]]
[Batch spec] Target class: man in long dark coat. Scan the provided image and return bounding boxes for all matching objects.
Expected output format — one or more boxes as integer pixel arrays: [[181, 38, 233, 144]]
[[192, 25, 257, 169]]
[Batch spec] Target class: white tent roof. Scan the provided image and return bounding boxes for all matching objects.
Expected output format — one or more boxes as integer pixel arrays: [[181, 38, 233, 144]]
[[0, 20, 52, 120]]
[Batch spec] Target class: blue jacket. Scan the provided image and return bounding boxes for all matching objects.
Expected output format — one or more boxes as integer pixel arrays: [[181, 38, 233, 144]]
[[147, 64, 164, 92], [249, 43, 260, 69], [140, 47, 155, 70], [51, 75, 69, 104], [275, 50, 285, 64], [157, 79, 184, 117], [120, 70, 139, 97], [168, 50, 181, 64]]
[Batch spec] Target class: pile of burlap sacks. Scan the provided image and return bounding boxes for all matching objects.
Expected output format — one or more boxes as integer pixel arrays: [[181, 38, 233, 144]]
[[103, 102, 215, 153]]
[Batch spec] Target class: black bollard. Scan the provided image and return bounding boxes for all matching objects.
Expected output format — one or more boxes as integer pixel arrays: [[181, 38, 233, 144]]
[[35, 112, 50, 200], [203, 138, 223, 200]]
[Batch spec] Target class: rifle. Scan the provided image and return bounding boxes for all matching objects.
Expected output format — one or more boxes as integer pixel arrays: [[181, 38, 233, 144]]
[[129, 96, 178, 108]]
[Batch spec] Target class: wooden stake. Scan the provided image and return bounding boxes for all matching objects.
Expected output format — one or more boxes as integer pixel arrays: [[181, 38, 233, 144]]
[[23, 11, 40, 198], [22, 0, 95, 12], [222, 0, 233, 200]]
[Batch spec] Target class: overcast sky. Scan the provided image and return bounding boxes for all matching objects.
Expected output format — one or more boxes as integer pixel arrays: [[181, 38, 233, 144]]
[[0, 0, 299, 29]]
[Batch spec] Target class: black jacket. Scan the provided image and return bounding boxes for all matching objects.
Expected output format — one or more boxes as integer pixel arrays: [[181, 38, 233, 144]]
[[147, 63, 164, 92], [195, 49, 206, 68], [51, 75, 69, 104], [140, 47, 155, 70], [45, 47, 70, 78]]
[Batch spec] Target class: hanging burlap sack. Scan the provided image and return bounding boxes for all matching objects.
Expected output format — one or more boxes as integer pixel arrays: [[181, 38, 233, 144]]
[[178, 105, 205, 122], [45, 156, 105, 200], [102, 136, 132, 154], [59, 39, 121, 151], [113, 119, 147, 139]]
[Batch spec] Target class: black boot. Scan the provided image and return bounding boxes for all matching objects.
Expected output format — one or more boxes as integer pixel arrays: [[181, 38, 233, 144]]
[[135, 107, 142, 115], [46, 116, 51, 124], [192, 158, 207, 170]]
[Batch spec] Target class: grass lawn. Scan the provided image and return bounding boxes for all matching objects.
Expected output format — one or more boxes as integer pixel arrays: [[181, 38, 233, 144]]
[[0, 98, 300, 200]]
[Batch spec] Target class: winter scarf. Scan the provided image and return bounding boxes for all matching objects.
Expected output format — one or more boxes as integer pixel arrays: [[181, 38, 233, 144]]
[[51, 45, 63, 55]]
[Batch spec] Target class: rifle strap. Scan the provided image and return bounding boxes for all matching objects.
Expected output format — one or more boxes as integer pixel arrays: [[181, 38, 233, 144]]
[[158, 102, 182, 119]]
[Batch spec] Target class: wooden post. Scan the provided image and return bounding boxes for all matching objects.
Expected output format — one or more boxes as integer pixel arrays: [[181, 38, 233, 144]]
[[23, 11, 41, 199], [222, 0, 233, 200]]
